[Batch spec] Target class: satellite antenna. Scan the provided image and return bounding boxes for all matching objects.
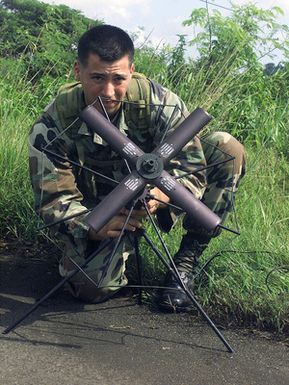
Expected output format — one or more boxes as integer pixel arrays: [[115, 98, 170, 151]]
[[3, 101, 239, 353]]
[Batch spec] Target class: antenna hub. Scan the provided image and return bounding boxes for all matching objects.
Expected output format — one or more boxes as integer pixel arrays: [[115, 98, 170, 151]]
[[136, 153, 164, 180]]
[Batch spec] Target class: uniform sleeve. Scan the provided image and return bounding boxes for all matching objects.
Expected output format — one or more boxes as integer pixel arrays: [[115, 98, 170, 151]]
[[28, 110, 90, 248], [150, 82, 207, 200]]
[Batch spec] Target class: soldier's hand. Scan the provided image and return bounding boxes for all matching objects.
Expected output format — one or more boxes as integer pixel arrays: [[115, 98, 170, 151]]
[[88, 213, 142, 240], [120, 187, 170, 217], [120, 206, 147, 221], [122, 187, 170, 220], [146, 187, 170, 214], [89, 187, 170, 241]]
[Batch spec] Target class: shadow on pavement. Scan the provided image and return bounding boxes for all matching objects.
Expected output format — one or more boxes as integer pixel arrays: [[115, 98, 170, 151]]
[[0, 249, 83, 329]]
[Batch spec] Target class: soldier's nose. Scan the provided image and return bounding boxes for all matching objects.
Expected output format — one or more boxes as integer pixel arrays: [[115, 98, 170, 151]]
[[101, 82, 115, 99]]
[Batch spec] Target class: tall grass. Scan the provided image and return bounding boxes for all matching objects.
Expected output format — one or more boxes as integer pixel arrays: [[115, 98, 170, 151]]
[[0, 58, 64, 238], [0, 54, 288, 332]]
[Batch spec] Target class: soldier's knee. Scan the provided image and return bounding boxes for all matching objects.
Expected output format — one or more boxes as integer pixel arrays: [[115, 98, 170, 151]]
[[213, 131, 245, 176], [66, 278, 117, 304], [59, 255, 123, 304]]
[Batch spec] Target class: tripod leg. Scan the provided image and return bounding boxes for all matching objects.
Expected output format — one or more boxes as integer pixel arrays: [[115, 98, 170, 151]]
[[2, 239, 113, 335], [142, 231, 234, 353], [133, 234, 143, 305]]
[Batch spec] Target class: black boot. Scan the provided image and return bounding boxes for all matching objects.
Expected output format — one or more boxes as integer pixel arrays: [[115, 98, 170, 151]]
[[158, 233, 211, 312]]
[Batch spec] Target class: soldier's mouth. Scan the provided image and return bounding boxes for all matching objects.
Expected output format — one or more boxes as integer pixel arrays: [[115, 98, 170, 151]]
[[101, 98, 117, 104]]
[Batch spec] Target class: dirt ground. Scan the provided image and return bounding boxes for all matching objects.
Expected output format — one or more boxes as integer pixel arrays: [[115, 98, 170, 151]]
[[0, 239, 288, 385]]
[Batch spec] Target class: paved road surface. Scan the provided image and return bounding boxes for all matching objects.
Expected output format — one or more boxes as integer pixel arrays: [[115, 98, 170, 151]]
[[0, 250, 288, 385]]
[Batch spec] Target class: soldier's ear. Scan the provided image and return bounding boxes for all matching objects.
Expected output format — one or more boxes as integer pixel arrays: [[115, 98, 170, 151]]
[[130, 63, 135, 74], [74, 60, 81, 81]]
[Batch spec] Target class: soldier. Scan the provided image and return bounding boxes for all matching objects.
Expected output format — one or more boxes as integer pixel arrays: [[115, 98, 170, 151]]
[[28, 25, 245, 312]]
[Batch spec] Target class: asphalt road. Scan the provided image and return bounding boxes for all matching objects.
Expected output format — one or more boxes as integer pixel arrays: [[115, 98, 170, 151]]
[[0, 247, 288, 385]]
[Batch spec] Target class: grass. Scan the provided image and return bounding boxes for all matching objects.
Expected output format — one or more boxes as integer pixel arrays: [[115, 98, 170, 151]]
[[197, 147, 288, 332], [0, 58, 64, 238], [0, 56, 288, 333]]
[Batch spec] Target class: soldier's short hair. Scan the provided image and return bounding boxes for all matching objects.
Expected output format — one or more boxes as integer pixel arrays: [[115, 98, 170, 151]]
[[78, 24, 135, 66]]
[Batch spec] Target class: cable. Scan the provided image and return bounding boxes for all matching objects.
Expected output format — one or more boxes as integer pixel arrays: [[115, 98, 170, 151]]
[[265, 265, 289, 294], [199, 0, 233, 12]]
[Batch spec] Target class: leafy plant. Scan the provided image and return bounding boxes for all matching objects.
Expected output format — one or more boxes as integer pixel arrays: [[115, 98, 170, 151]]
[[0, 0, 102, 79]]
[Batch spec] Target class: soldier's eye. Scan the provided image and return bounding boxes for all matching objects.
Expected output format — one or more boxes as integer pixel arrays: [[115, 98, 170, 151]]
[[114, 76, 126, 83], [91, 75, 103, 82]]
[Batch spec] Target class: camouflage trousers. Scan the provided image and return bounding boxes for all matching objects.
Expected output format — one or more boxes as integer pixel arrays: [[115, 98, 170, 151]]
[[59, 131, 245, 303]]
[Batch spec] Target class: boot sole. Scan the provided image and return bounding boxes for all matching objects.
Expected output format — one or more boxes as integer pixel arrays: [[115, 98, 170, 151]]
[[158, 300, 194, 313]]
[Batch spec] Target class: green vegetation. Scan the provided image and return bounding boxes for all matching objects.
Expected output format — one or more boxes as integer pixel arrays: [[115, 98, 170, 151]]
[[0, 0, 101, 79], [0, 0, 288, 333]]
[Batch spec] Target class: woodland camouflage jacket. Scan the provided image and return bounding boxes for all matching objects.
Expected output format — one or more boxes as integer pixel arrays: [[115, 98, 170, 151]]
[[28, 75, 207, 247]]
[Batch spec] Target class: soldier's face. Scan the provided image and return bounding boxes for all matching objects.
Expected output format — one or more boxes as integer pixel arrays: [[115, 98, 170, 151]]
[[74, 53, 134, 118]]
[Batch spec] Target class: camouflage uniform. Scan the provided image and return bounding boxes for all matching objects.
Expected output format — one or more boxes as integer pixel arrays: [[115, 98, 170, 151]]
[[28, 74, 245, 303]]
